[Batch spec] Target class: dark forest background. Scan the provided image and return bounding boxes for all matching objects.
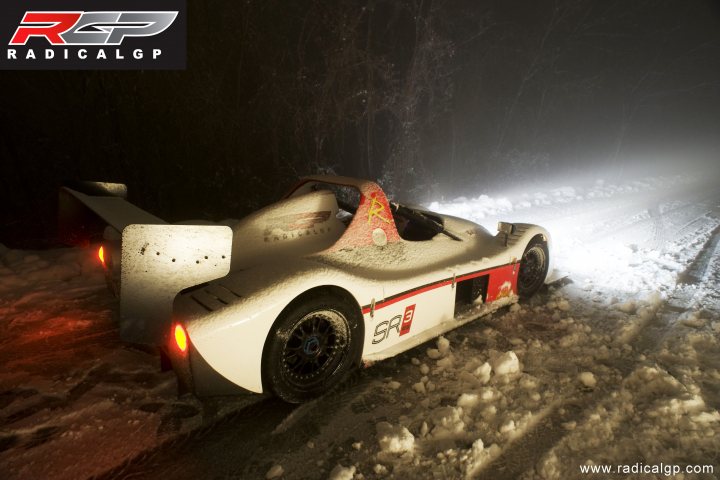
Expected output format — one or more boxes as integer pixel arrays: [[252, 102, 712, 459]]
[[2, 0, 720, 247]]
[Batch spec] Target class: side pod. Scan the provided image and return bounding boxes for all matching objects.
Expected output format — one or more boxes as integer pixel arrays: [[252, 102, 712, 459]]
[[120, 224, 232, 345]]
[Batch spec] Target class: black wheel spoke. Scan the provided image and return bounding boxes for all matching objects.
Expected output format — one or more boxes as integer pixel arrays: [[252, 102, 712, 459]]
[[285, 345, 303, 356], [296, 356, 309, 370], [290, 330, 304, 343]]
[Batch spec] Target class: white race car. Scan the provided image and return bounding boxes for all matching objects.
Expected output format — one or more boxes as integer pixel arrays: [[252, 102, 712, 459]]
[[61, 175, 551, 403]]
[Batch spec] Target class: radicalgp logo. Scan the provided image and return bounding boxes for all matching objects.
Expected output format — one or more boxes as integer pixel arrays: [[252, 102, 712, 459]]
[[0, 1, 186, 70]]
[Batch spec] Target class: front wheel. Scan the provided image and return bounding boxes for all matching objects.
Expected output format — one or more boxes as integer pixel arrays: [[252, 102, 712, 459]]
[[517, 238, 549, 297], [262, 293, 362, 403]]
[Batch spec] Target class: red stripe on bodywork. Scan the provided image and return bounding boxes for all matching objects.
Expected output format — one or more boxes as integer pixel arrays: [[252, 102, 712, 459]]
[[362, 279, 453, 314], [361, 262, 517, 314]]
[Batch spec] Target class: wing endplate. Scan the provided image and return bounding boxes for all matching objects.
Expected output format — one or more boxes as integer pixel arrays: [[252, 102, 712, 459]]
[[120, 224, 232, 344]]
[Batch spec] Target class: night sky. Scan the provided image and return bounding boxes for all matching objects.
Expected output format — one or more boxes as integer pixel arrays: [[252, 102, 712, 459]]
[[2, 0, 719, 247]]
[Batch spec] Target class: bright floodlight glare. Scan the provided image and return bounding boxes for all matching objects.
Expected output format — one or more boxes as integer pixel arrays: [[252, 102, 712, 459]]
[[425, 160, 708, 294]]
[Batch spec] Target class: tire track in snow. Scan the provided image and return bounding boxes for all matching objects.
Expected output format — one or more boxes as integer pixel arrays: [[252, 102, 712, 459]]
[[532, 179, 708, 241], [584, 191, 715, 249]]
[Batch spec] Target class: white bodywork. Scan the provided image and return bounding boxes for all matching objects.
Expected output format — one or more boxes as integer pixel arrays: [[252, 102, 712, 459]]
[[171, 176, 552, 394], [60, 177, 550, 393]]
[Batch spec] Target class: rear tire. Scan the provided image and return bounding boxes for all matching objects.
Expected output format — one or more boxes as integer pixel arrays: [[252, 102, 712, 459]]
[[263, 293, 362, 403], [517, 238, 549, 297]]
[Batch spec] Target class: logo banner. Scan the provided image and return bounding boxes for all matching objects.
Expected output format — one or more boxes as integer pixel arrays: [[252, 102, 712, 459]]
[[0, 0, 186, 70]]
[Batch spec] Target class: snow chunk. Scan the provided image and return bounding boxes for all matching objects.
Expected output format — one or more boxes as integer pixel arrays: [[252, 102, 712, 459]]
[[429, 406, 465, 439], [376, 422, 415, 454], [427, 336, 451, 360], [479, 387, 495, 401], [427, 348, 442, 360], [420, 421, 429, 437], [692, 411, 720, 424], [578, 372, 597, 388], [557, 299, 570, 311], [680, 311, 706, 328], [457, 393, 480, 409], [615, 300, 637, 314], [265, 464, 284, 479], [537, 452, 562, 479], [562, 421, 577, 430], [436, 356, 454, 370], [491, 351, 520, 376], [473, 362, 492, 383], [373, 464, 389, 475], [499, 419, 516, 434], [465, 439, 501, 477], [328, 464, 356, 480], [437, 336, 451, 355]]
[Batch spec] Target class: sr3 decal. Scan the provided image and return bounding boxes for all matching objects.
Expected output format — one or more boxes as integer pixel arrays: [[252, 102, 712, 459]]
[[373, 304, 416, 344]]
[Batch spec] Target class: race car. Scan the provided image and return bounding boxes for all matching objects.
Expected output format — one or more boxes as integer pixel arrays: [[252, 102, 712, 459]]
[[60, 175, 551, 403]]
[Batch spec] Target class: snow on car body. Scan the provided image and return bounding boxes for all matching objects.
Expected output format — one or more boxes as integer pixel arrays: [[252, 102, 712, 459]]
[[61, 175, 551, 403]]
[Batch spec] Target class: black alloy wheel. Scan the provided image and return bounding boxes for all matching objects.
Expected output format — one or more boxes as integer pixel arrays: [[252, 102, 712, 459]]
[[517, 239, 549, 297], [263, 292, 361, 403]]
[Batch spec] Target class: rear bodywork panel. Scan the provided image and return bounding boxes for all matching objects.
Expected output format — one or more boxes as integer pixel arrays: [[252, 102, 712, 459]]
[[60, 183, 232, 344]]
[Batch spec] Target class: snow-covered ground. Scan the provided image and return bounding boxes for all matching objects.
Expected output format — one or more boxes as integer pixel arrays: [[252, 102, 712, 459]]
[[0, 243, 258, 479], [1, 172, 719, 479]]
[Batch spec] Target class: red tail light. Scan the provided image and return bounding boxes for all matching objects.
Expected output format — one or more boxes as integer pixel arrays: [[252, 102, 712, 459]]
[[98, 245, 106, 268], [174, 324, 188, 353]]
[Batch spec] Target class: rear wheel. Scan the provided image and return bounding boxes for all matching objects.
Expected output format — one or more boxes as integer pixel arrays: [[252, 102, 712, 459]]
[[263, 293, 361, 403], [517, 238, 549, 297]]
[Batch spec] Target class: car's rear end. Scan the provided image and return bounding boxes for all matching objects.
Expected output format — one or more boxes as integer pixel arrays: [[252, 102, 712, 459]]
[[59, 182, 234, 346], [166, 318, 249, 396], [167, 278, 262, 395]]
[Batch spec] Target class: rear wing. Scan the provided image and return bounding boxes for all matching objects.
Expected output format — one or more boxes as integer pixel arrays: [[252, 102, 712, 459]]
[[59, 183, 232, 345], [59, 181, 165, 244]]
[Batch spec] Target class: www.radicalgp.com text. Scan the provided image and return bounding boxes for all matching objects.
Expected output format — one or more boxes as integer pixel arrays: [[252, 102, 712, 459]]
[[579, 462, 714, 476]]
